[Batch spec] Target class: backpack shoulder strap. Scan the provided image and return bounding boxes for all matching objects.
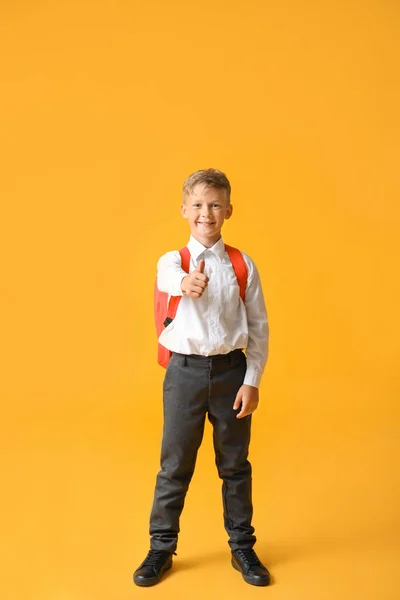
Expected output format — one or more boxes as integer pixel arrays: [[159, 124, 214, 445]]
[[166, 246, 191, 320], [179, 246, 191, 272], [224, 244, 248, 301]]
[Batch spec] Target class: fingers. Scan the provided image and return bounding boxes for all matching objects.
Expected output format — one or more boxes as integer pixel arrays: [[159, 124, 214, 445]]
[[236, 407, 247, 419], [234, 390, 246, 418], [237, 403, 258, 419], [233, 392, 242, 411], [182, 261, 208, 298], [185, 280, 207, 296], [185, 289, 204, 298], [193, 272, 208, 284], [235, 397, 245, 418], [236, 400, 252, 418], [193, 276, 208, 289], [234, 390, 258, 419]]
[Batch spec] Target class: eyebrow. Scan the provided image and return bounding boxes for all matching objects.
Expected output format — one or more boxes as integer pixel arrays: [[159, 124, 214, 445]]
[[191, 199, 220, 203]]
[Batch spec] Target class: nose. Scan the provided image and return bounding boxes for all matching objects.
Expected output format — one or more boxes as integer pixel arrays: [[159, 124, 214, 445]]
[[201, 205, 211, 218]]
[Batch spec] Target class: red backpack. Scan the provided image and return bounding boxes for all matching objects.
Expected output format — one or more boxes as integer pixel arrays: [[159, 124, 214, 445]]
[[154, 244, 248, 368]]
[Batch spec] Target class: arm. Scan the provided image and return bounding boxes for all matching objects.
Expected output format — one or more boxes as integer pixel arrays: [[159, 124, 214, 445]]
[[157, 251, 188, 296], [233, 257, 269, 418], [243, 258, 269, 387]]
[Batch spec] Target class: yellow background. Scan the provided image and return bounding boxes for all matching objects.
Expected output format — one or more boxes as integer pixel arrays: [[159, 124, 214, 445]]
[[1, 1, 399, 599]]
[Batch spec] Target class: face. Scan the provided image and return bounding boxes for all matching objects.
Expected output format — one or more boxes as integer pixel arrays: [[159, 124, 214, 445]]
[[181, 183, 233, 247]]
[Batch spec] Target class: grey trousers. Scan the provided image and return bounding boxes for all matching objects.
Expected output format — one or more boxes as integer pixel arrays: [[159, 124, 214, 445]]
[[149, 349, 256, 552]]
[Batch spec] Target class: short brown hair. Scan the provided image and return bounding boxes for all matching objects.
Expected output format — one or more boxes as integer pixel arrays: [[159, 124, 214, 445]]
[[182, 168, 231, 203]]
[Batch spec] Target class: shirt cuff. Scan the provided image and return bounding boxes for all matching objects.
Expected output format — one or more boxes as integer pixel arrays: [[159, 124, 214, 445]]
[[243, 366, 262, 388], [169, 273, 187, 297]]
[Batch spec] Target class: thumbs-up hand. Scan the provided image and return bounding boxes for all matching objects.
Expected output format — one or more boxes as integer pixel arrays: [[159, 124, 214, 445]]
[[181, 258, 209, 298]]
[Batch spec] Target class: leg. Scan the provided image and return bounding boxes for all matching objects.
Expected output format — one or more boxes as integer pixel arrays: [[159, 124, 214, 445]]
[[207, 351, 256, 550], [149, 353, 208, 552]]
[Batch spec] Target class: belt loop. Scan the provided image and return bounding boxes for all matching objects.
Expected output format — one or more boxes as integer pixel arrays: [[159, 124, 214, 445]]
[[184, 355, 187, 367]]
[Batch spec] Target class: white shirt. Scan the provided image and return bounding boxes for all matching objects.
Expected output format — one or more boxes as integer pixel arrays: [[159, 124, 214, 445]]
[[157, 235, 269, 388]]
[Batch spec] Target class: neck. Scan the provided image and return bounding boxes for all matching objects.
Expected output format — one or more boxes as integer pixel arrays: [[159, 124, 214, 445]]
[[191, 233, 222, 248]]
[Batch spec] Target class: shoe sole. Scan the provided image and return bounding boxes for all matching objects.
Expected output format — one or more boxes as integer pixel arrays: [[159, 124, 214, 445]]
[[133, 561, 172, 587], [231, 560, 270, 587]]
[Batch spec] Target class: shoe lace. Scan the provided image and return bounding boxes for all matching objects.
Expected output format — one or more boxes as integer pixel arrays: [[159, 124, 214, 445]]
[[235, 548, 262, 567], [142, 549, 175, 567]]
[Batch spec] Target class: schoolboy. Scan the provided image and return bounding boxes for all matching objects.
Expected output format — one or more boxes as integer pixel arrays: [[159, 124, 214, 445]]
[[133, 169, 270, 587]]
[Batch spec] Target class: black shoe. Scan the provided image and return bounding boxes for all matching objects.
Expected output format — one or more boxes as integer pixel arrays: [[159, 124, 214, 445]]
[[133, 549, 174, 587], [231, 548, 271, 586]]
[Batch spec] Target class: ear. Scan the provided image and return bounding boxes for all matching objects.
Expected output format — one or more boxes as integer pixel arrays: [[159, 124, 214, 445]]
[[181, 203, 188, 219], [225, 203, 233, 220]]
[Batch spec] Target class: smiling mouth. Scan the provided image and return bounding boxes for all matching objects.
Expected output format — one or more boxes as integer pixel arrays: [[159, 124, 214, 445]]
[[197, 222, 215, 225]]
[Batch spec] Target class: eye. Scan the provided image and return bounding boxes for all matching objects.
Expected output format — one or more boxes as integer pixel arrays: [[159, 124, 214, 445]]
[[212, 204, 220, 208], [193, 203, 201, 208]]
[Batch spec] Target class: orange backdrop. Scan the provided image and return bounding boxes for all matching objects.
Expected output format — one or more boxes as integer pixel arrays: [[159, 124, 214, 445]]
[[0, 1, 399, 599]]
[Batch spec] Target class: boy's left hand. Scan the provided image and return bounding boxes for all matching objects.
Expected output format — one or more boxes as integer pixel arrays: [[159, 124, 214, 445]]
[[233, 385, 259, 419]]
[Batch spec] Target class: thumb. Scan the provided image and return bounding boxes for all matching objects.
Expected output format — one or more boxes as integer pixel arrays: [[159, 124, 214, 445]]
[[197, 259, 205, 273]]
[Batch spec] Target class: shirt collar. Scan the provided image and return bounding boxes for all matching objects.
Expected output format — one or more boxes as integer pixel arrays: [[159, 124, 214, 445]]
[[187, 235, 225, 262]]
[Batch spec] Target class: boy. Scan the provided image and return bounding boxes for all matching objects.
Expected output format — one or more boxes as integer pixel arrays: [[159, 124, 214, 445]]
[[133, 168, 270, 587]]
